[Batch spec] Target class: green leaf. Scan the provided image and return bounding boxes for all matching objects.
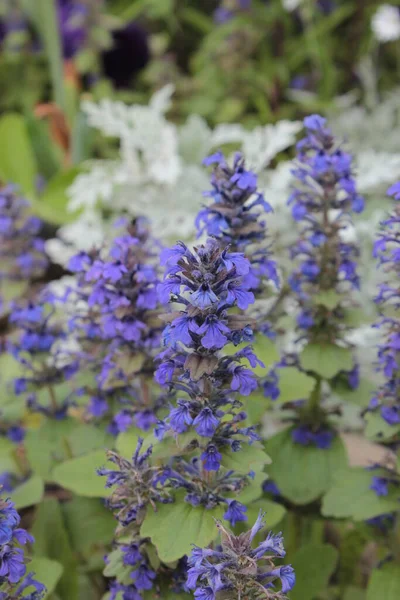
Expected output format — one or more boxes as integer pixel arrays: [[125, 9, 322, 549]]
[[367, 565, 400, 600], [32, 498, 78, 599], [36, 0, 65, 112], [276, 367, 316, 403], [66, 423, 113, 457], [8, 475, 44, 510], [365, 412, 400, 442], [62, 497, 115, 556], [343, 586, 365, 600], [34, 167, 81, 225], [25, 419, 77, 479], [51, 449, 111, 498], [0, 113, 37, 196], [221, 443, 271, 474], [251, 335, 280, 376], [313, 290, 341, 309], [27, 557, 64, 599], [299, 343, 353, 379], [266, 429, 348, 505], [140, 497, 224, 562], [334, 378, 376, 407], [246, 499, 286, 530], [322, 468, 400, 521], [103, 548, 132, 583], [290, 543, 338, 600]]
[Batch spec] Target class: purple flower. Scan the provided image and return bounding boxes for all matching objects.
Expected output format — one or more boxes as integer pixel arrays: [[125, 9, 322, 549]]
[[131, 564, 156, 590], [190, 284, 219, 309], [198, 315, 230, 349], [229, 365, 257, 396], [201, 445, 222, 471], [193, 408, 219, 437], [223, 500, 247, 526], [169, 401, 193, 434], [370, 476, 389, 497], [264, 565, 296, 594]]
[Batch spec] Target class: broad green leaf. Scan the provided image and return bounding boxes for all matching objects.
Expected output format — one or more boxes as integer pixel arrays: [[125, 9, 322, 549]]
[[322, 468, 400, 521], [334, 378, 376, 407], [365, 412, 400, 442], [62, 497, 115, 555], [266, 429, 348, 505], [367, 565, 400, 600], [28, 557, 64, 599], [276, 367, 316, 403], [141, 498, 224, 562], [0, 113, 37, 196], [25, 419, 77, 479], [103, 548, 131, 584], [251, 335, 280, 376], [51, 449, 111, 498], [290, 543, 338, 600], [237, 471, 265, 504], [246, 498, 286, 530], [241, 392, 270, 424], [313, 290, 341, 309], [344, 586, 366, 600], [9, 475, 44, 509], [299, 343, 353, 379], [221, 443, 271, 474], [66, 423, 112, 457], [32, 499, 78, 599], [34, 168, 81, 225]]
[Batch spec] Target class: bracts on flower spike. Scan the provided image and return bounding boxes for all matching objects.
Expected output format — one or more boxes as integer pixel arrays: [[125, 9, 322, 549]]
[[187, 511, 295, 599]]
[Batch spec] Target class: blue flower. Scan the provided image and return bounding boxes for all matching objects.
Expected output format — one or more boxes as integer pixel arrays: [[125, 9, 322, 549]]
[[193, 408, 219, 437], [223, 500, 247, 526], [201, 445, 222, 471], [131, 564, 156, 590], [169, 401, 193, 434]]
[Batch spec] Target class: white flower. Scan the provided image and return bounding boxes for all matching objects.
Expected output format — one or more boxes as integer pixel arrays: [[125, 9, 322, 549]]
[[45, 212, 105, 266], [282, 0, 302, 12], [355, 151, 400, 192], [371, 5, 400, 42]]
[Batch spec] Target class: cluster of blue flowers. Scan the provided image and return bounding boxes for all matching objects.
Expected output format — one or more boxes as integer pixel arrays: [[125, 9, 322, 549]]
[[369, 182, 400, 429], [0, 185, 47, 314], [67, 217, 165, 435], [198, 151, 278, 297], [288, 114, 363, 334], [263, 115, 364, 449], [99, 438, 188, 599], [0, 496, 45, 599], [7, 296, 79, 427], [188, 511, 295, 600], [154, 237, 263, 520]]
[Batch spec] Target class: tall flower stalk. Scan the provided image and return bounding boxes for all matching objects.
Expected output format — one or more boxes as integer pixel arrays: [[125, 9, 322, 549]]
[[155, 237, 262, 521], [264, 115, 364, 447], [0, 185, 48, 315], [66, 217, 166, 434], [368, 182, 400, 433]]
